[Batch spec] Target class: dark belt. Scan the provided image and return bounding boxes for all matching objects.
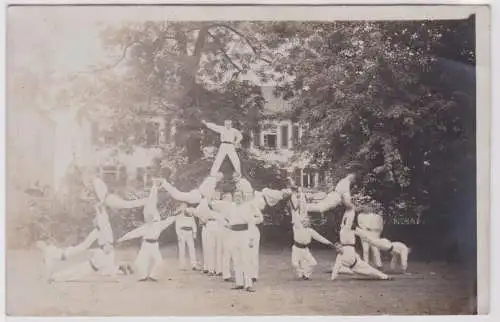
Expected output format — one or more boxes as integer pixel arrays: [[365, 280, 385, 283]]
[[230, 224, 248, 231], [207, 218, 216, 222], [293, 241, 310, 249], [144, 238, 159, 243], [180, 226, 193, 231], [349, 258, 358, 269], [221, 141, 234, 144], [89, 259, 99, 272]]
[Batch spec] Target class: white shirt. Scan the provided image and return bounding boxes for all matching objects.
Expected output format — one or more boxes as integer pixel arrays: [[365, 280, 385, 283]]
[[205, 122, 243, 144], [210, 200, 262, 227], [195, 198, 224, 225], [175, 214, 197, 235], [339, 227, 356, 245], [236, 178, 254, 196], [357, 212, 384, 232]]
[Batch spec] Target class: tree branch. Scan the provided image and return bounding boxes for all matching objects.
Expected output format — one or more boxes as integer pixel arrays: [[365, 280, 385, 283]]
[[207, 23, 272, 64], [90, 41, 140, 73], [207, 32, 243, 74]]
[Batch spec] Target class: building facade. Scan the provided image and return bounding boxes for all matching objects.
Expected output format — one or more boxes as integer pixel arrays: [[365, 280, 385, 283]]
[[62, 86, 332, 196], [78, 112, 173, 190], [248, 86, 333, 196]]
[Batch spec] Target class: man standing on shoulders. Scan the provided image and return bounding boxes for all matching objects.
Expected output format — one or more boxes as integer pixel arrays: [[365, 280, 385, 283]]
[[202, 119, 243, 177]]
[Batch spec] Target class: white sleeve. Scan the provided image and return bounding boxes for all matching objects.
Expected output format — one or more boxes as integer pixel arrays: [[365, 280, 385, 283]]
[[205, 122, 224, 134], [309, 228, 332, 245]]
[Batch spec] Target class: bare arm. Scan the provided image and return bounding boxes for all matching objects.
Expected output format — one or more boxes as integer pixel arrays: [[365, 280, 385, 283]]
[[309, 228, 333, 245]]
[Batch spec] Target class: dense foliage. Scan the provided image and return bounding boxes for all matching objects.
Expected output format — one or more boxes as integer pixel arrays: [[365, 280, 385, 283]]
[[256, 19, 475, 224]]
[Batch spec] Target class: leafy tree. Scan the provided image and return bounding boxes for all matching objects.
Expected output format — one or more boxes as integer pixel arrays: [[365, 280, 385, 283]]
[[255, 18, 475, 224]]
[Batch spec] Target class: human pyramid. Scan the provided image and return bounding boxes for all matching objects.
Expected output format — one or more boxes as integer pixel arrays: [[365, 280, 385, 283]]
[[36, 119, 410, 292]]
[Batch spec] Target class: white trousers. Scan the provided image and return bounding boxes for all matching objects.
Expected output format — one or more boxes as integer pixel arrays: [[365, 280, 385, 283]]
[[201, 221, 220, 273], [221, 228, 232, 279], [228, 229, 252, 288], [215, 226, 223, 274], [291, 245, 317, 278], [178, 230, 197, 268], [333, 253, 388, 280], [306, 191, 342, 213], [202, 225, 209, 271], [355, 229, 393, 251], [210, 143, 240, 176], [360, 229, 383, 268], [248, 226, 260, 279], [135, 240, 163, 279], [51, 248, 119, 282], [390, 248, 409, 271]]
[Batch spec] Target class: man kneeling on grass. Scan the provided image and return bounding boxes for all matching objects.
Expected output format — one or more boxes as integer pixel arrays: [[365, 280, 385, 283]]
[[292, 217, 335, 280]]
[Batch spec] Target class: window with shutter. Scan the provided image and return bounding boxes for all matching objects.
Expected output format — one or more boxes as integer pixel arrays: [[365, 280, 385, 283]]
[[293, 169, 301, 187], [146, 123, 161, 147], [281, 124, 289, 148], [302, 169, 316, 188], [292, 125, 300, 148], [253, 126, 261, 147], [263, 134, 277, 149]]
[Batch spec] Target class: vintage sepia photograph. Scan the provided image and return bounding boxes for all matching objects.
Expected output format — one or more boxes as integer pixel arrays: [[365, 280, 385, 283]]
[[5, 4, 490, 316]]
